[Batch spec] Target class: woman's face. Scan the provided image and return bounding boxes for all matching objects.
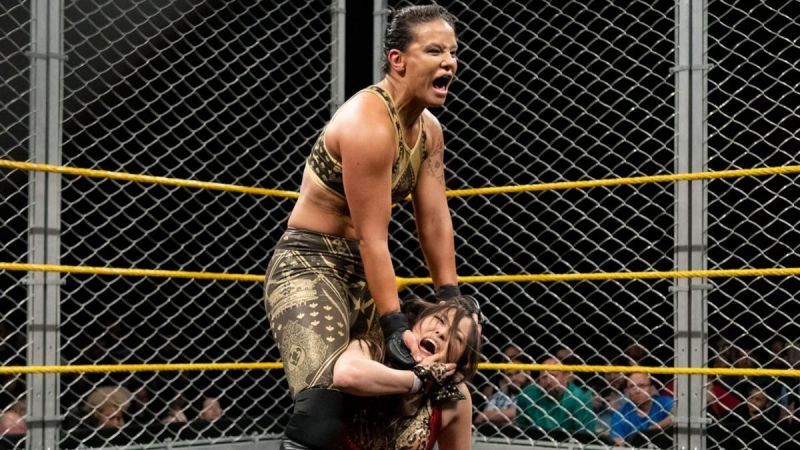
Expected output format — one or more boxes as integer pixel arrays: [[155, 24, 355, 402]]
[[412, 308, 471, 364], [399, 18, 458, 106], [747, 389, 768, 415]]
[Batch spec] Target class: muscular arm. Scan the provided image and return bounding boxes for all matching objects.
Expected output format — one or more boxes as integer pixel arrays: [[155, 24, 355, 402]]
[[332, 340, 417, 396], [438, 384, 473, 450], [413, 112, 458, 287], [336, 100, 401, 317]]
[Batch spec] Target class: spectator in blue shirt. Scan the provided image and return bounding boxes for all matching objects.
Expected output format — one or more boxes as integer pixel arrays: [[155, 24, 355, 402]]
[[611, 372, 673, 446]]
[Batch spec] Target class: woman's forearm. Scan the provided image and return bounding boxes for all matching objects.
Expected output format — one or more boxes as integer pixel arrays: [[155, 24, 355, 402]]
[[333, 355, 415, 396], [359, 238, 401, 316], [417, 209, 457, 287]]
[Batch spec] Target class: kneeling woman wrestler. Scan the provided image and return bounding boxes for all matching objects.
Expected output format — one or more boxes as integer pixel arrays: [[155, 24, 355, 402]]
[[333, 296, 481, 450]]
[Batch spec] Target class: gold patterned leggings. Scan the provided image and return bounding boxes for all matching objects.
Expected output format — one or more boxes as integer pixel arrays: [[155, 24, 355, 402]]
[[264, 227, 376, 396]]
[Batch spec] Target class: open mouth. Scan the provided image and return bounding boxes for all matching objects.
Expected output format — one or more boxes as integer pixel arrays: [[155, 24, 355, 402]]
[[420, 338, 438, 354], [432, 75, 452, 92]]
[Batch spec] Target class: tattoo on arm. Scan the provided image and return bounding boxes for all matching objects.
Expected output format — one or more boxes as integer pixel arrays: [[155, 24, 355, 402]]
[[425, 144, 446, 186]]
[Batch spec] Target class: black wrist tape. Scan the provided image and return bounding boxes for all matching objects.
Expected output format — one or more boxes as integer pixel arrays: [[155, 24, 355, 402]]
[[435, 284, 461, 300], [379, 310, 410, 336], [380, 311, 414, 369]]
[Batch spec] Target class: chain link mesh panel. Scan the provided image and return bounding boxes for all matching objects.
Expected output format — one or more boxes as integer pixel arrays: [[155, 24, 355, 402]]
[[388, 1, 677, 446], [1, 1, 31, 447], [706, 1, 800, 448], [57, 0, 333, 447]]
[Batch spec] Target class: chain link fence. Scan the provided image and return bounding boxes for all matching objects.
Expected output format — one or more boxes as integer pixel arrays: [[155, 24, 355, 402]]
[[388, 0, 678, 447], [705, 1, 800, 448], [1, 1, 32, 447], [6, 0, 337, 448], [59, 0, 336, 447], [388, 0, 799, 448], [1, 0, 799, 449]]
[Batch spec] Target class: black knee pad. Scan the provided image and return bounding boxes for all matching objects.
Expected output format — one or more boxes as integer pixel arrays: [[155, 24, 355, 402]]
[[284, 389, 346, 450]]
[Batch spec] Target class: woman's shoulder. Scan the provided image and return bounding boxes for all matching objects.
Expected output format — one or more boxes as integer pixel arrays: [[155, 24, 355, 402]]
[[421, 108, 442, 126], [336, 88, 392, 120], [421, 109, 445, 134], [327, 91, 396, 143], [439, 384, 472, 426], [420, 109, 445, 152], [325, 93, 396, 153]]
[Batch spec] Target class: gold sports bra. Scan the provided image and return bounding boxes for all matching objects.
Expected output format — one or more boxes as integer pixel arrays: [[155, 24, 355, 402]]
[[306, 85, 428, 203]]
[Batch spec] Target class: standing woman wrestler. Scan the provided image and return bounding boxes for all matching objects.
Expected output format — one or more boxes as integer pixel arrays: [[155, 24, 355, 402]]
[[263, 5, 475, 450]]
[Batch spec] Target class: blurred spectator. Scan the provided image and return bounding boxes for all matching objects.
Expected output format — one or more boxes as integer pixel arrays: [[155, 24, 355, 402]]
[[739, 385, 778, 422], [777, 379, 799, 424], [721, 384, 783, 448], [665, 349, 744, 418], [716, 341, 760, 399], [623, 334, 663, 367], [592, 356, 630, 437], [161, 395, 189, 425], [474, 356, 532, 426], [610, 372, 673, 446], [126, 378, 158, 425], [0, 396, 26, 436], [622, 334, 671, 391], [704, 345, 744, 418], [479, 343, 526, 400], [554, 346, 575, 363], [197, 395, 223, 422], [706, 376, 743, 418], [768, 338, 791, 368], [558, 348, 591, 386], [516, 356, 594, 433], [767, 338, 800, 422], [0, 322, 26, 427], [624, 342, 648, 366], [82, 386, 132, 429], [502, 343, 523, 362]]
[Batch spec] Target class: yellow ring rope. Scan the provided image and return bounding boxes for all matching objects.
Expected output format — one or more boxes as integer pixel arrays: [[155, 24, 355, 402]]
[[482, 363, 800, 378], [0, 363, 283, 375], [446, 164, 800, 197], [398, 268, 800, 287], [4, 263, 800, 285], [1, 363, 798, 377], [0, 159, 299, 199], [3, 159, 800, 198], [1, 263, 264, 282]]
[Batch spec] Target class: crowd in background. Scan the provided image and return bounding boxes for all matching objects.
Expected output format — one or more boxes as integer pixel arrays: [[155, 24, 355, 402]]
[[1, 320, 237, 447], [2, 319, 799, 448], [472, 337, 800, 448], [1, 375, 226, 438]]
